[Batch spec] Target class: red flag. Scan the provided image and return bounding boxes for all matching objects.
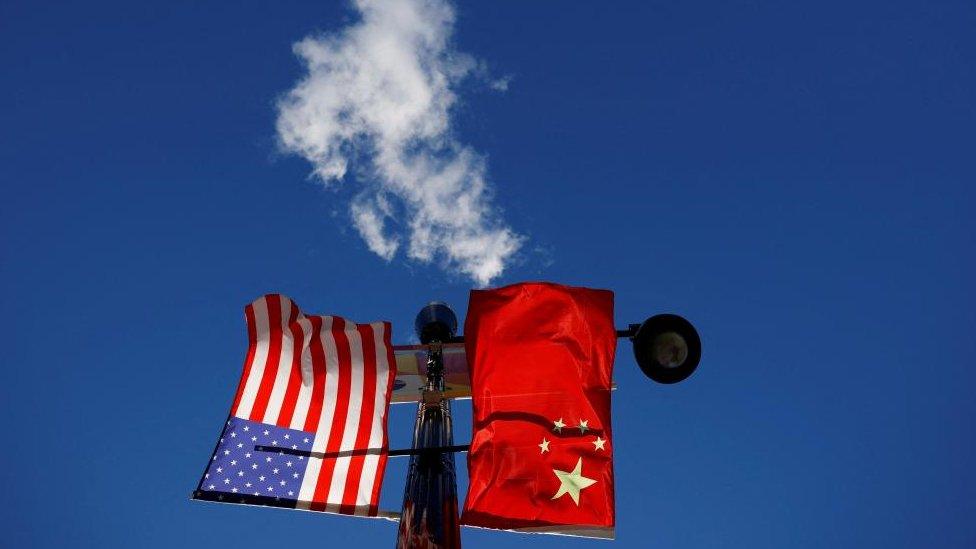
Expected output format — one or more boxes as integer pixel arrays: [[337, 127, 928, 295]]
[[460, 282, 616, 537]]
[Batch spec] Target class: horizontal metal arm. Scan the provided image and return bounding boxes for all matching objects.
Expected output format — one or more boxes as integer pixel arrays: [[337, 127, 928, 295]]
[[389, 444, 470, 457], [254, 444, 470, 459], [441, 326, 638, 345]]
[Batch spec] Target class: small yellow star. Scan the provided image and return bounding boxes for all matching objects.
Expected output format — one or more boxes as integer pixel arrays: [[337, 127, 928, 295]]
[[592, 436, 606, 451], [553, 418, 566, 433], [539, 437, 551, 453], [578, 419, 589, 434]]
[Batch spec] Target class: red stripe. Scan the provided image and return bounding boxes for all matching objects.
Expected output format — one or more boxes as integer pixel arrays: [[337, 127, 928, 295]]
[[311, 317, 353, 509], [276, 318, 305, 427], [303, 317, 326, 433], [249, 295, 284, 421], [340, 323, 378, 513], [368, 322, 396, 514], [287, 302, 300, 324], [230, 303, 258, 415], [368, 454, 386, 516]]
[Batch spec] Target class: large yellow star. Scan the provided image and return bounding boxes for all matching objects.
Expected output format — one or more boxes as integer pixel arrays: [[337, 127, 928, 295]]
[[551, 457, 597, 506]]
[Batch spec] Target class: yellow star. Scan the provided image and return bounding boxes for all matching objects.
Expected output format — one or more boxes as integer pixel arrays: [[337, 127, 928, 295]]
[[592, 436, 606, 451], [578, 419, 589, 434], [553, 418, 566, 433], [539, 437, 550, 453], [551, 457, 597, 506]]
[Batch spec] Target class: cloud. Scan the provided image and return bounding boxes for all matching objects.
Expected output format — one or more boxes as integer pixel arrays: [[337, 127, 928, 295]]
[[275, 0, 522, 286], [489, 75, 512, 92]]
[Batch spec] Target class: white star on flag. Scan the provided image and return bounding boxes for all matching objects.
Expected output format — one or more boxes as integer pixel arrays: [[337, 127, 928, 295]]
[[578, 419, 588, 434], [539, 438, 551, 453], [552, 418, 566, 433], [592, 436, 606, 451]]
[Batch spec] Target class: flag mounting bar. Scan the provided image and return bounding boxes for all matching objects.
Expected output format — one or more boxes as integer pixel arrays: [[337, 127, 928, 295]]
[[390, 444, 469, 457], [439, 327, 636, 344], [254, 444, 470, 458]]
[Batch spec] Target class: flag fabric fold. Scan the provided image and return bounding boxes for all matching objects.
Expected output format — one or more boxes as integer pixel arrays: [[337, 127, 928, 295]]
[[460, 282, 617, 537], [193, 294, 397, 518]]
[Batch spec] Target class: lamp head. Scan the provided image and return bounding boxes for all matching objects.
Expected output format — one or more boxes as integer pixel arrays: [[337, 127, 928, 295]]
[[632, 314, 701, 384], [414, 302, 458, 344]]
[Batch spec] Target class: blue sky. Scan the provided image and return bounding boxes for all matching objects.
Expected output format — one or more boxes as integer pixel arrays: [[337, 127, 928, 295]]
[[1, 1, 974, 547]]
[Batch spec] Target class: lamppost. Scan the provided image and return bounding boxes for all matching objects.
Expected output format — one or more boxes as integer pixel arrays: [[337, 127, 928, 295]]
[[395, 303, 702, 548], [396, 303, 462, 548]]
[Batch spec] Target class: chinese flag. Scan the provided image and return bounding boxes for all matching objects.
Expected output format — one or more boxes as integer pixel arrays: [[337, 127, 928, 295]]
[[460, 282, 616, 538]]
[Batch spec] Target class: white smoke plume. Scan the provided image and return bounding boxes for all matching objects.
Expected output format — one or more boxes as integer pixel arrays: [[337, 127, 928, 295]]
[[276, 0, 522, 286]]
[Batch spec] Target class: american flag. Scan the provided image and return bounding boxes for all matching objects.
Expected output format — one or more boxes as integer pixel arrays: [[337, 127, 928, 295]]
[[193, 294, 397, 517]]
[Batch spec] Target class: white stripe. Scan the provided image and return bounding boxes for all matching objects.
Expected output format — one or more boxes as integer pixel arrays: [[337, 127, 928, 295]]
[[355, 322, 391, 512], [263, 297, 298, 424], [289, 318, 315, 430], [327, 323, 365, 505], [296, 317, 338, 508], [367, 322, 390, 450], [235, 297, 270, 419], [315, 319, 342, 454]]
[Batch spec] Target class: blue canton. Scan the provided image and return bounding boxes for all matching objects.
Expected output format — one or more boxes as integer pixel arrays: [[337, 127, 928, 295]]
[[195, 417, 314, 507]]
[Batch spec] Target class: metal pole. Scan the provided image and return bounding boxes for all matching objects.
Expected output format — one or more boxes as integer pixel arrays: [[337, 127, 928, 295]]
[[396, 342, 461, 548], [397, 302, 462, 549]]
